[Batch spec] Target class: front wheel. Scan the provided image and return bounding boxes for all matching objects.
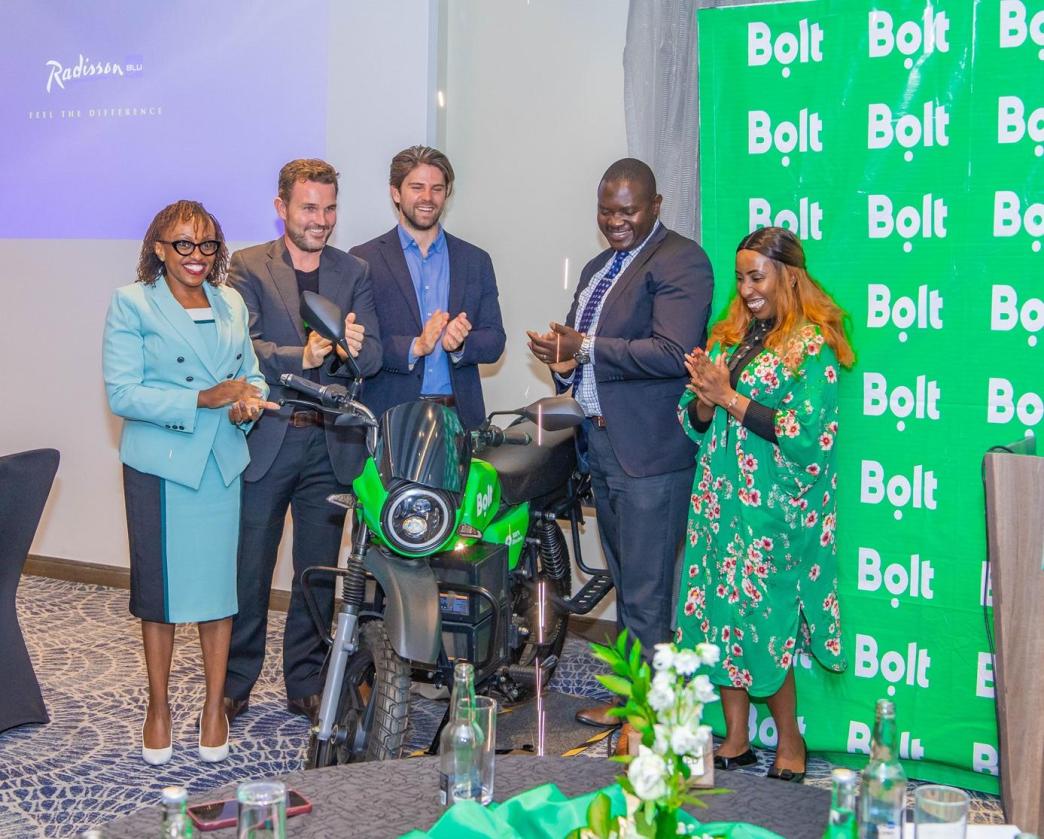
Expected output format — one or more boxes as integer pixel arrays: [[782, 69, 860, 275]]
[[305, 619, 411, 767]]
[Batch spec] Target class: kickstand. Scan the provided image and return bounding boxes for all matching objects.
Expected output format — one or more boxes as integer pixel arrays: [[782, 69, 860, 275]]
[[426, 702, 451, 755]]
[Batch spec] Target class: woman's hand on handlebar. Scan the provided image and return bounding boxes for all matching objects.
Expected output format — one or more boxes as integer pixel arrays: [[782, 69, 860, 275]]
[[197, 378, 261, 409], [228, 395, 279, 425]]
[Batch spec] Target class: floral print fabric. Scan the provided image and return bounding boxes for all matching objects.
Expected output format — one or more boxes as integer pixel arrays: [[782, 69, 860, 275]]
[[674, 324, 845, 697]]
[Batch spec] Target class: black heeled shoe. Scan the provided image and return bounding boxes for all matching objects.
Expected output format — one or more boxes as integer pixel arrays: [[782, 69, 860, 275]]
[[766, 738, 806, 783], [713, 747, 758, 770]]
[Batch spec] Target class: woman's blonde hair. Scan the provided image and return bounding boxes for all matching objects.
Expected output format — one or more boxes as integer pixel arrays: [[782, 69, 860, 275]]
[[708, 226, 854, 369]]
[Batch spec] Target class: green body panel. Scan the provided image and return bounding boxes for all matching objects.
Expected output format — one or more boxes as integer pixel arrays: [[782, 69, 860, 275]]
[[352, 454, 528, 563], [481, 501, 530, 570]]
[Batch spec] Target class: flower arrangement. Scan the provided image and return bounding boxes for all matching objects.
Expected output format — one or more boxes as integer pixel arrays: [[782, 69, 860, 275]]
[[568, 631, 729, 839]]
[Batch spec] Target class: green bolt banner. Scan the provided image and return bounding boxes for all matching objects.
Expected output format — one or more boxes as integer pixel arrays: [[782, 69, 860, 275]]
[[696, 0, 1042, 793]]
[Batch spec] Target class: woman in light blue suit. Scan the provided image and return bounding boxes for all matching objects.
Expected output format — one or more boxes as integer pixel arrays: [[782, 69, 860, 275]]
[[103, 200, 276, 765]]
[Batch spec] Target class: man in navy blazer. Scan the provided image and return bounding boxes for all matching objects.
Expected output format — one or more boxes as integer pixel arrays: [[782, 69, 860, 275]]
[[349, 145, 505, 429], [529, 158, 714, 728], [224, 159, 382, 723]]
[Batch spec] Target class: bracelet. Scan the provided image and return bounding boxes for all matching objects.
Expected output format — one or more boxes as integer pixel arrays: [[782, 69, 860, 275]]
[[726, 392, 740, 413]]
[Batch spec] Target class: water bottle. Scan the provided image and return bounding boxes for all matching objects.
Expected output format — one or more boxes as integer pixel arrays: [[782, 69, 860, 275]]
[[859, 699, 906, 839], [160, 786, 194, 838], [822, 767, 858, 839], [438, 660, 484, 807]]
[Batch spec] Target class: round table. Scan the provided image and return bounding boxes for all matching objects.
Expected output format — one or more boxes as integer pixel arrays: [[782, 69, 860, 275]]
[[104, 755, 830, 838]]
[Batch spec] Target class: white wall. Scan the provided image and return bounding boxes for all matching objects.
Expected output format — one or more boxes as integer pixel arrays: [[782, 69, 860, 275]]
[[439, 0, 631, 620], [4, 2, 437, 593]]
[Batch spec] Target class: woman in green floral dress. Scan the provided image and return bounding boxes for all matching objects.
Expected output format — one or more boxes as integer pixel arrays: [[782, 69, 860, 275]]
[[675, 227, 853, 783]]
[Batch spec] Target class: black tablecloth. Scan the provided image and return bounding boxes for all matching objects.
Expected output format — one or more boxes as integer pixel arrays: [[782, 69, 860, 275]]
[[105, 756, 830, 838]]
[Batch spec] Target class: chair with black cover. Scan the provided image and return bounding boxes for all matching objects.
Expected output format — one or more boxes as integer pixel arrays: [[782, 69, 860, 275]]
[[0, 448, 59, 732]]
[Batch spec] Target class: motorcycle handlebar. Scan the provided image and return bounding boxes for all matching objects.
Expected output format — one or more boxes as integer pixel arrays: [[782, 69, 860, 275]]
[[279, 373, 348, 409], [472, 425, 532, 449]]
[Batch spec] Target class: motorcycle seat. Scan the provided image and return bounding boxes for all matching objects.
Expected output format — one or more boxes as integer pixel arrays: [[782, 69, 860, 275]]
[[479, 419, 576, 506]]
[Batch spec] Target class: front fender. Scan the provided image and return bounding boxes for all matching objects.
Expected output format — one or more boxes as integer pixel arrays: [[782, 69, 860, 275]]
[[364, 549, 441, 666]]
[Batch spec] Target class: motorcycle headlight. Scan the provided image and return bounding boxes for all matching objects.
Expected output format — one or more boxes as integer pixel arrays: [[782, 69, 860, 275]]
[[381, 486, 455, 553]]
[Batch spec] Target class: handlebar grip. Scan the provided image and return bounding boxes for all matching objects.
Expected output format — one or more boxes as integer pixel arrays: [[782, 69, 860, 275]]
[[503, 429, 532, 445], [278, 374, 347, 408]]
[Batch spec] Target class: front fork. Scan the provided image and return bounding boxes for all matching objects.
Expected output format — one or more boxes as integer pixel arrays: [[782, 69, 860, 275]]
[[313, 519, 370, 742]]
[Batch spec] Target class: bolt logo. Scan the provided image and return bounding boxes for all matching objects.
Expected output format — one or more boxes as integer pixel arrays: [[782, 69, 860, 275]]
[[976, 652, 995, 699], [997, 96, 1044, 158], [748, 19, 823, 77], [868, 194, 948, 252], [868, 8, 950, 68], [863, 372, 940, 431], [980, 561, 993, 608], [475, 485, 494, 518], [987, 378, 1043, 427], [868, 101, 950, 162], [748, 109, 823, 167], [860, 460, 938, 520], [848, 720, 925, 759], [746, 706, 806, 747], [504, 530, 524, 547], [857, 547, 935, 608], [1000, 0, 1044, 60], [867, 283, 944, 342], [991, 284, 1042, 347], [974, 742, 999, 776], [993, 190, 1044, 252], [749, 197, 822, 240], [854, 634, 931, 696]]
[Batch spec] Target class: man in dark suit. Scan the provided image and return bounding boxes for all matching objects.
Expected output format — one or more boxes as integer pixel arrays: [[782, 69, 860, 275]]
[[224, 159, 382, 722], [349, 146, 504, 428], [529, 158, 714, 728]]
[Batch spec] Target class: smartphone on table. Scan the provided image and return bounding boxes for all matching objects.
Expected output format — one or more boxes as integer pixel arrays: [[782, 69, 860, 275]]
[[186, 788, 312, 831]]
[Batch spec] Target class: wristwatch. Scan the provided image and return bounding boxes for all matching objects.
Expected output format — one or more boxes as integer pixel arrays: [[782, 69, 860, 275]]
[[573, 335, 593, 365]]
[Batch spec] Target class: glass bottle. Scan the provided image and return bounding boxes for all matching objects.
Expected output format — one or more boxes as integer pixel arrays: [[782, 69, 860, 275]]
[[822, 767, 858, 839], [438, 660, 484, 808], [160, 786, 194, 838], [859, 699, 907, 839]]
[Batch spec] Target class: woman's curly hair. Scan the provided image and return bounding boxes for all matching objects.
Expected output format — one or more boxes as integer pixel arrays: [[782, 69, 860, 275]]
[[136, 200, 229, 285]]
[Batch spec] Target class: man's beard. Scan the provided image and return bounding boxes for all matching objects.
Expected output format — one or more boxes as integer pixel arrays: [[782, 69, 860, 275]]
[[287, 224, 329, 252], [403, 204, 442, 232]]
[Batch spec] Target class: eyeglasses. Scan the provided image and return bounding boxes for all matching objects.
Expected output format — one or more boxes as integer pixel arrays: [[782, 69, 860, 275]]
[[158, 239, 221, 256]]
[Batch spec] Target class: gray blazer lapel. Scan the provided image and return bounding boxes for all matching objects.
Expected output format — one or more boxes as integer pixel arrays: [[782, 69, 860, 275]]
[[267, 240, 306, 342], [596, 225, 669, 327], [380, 229, 423, 331], [150, 278, 218, 376]]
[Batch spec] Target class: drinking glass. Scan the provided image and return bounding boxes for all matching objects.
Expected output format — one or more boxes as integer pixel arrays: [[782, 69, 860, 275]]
[[914, 784, 969, 839], [237, 781, 287, 838], [460, 695, 497, 805]]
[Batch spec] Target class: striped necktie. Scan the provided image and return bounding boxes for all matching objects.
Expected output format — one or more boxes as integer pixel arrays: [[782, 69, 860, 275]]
[[573, 249, 628, 387]]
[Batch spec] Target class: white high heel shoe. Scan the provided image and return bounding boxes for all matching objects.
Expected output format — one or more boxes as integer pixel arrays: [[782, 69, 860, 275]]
[[141, 719, 173, 766], [198, 712, 230, 762]]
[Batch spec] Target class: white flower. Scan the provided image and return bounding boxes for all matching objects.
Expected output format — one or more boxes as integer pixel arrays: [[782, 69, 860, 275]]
[[652, 723, 670, 755], [695, 642, 721, 666], [628, 745, 668, 801], [690, 674, 718, 704], [648, 672, 676, 712], [652, 643, 676, 672], [668, 722, 712, 756], [673, 649, 701, 676]]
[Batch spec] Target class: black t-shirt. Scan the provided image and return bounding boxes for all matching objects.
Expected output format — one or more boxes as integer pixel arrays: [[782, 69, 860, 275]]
[[296, 267, 321, 383]]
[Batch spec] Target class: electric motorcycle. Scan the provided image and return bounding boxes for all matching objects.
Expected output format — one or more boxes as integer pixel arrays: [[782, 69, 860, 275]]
[[283, 292, 615, 767]]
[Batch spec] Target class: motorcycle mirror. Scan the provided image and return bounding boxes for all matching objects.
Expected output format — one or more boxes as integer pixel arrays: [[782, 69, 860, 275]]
[[301, 290, 362, 380], [519, 395, 585, 431]]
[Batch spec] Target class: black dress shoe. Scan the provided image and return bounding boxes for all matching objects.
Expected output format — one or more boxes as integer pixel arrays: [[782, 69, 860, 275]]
[[713, 748, 758, 770], [766, 738, 806, 783], [286, 693, 322, 725], [224, 696, 250, 724], [575, 702, 622, 728]]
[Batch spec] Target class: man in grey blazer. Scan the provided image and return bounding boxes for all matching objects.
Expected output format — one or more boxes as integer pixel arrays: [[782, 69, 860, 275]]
[[224, 159, 382, 723], [529, 158, 713, 731]]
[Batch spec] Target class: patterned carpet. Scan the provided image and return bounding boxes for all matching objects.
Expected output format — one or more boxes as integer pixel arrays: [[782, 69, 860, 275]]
[[1, 576, 1005, 837]]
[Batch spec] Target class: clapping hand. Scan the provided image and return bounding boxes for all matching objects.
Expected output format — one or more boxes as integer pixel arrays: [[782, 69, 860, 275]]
[[684, 348, 732, 408], [527, 323, 579, 375], [413, 310, 451, 358], [442, 312, 471, 353], [340, 312, 365, 359]]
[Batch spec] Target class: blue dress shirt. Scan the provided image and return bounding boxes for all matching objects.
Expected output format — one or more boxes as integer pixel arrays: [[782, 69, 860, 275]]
[[400, 224, 455, 396]]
